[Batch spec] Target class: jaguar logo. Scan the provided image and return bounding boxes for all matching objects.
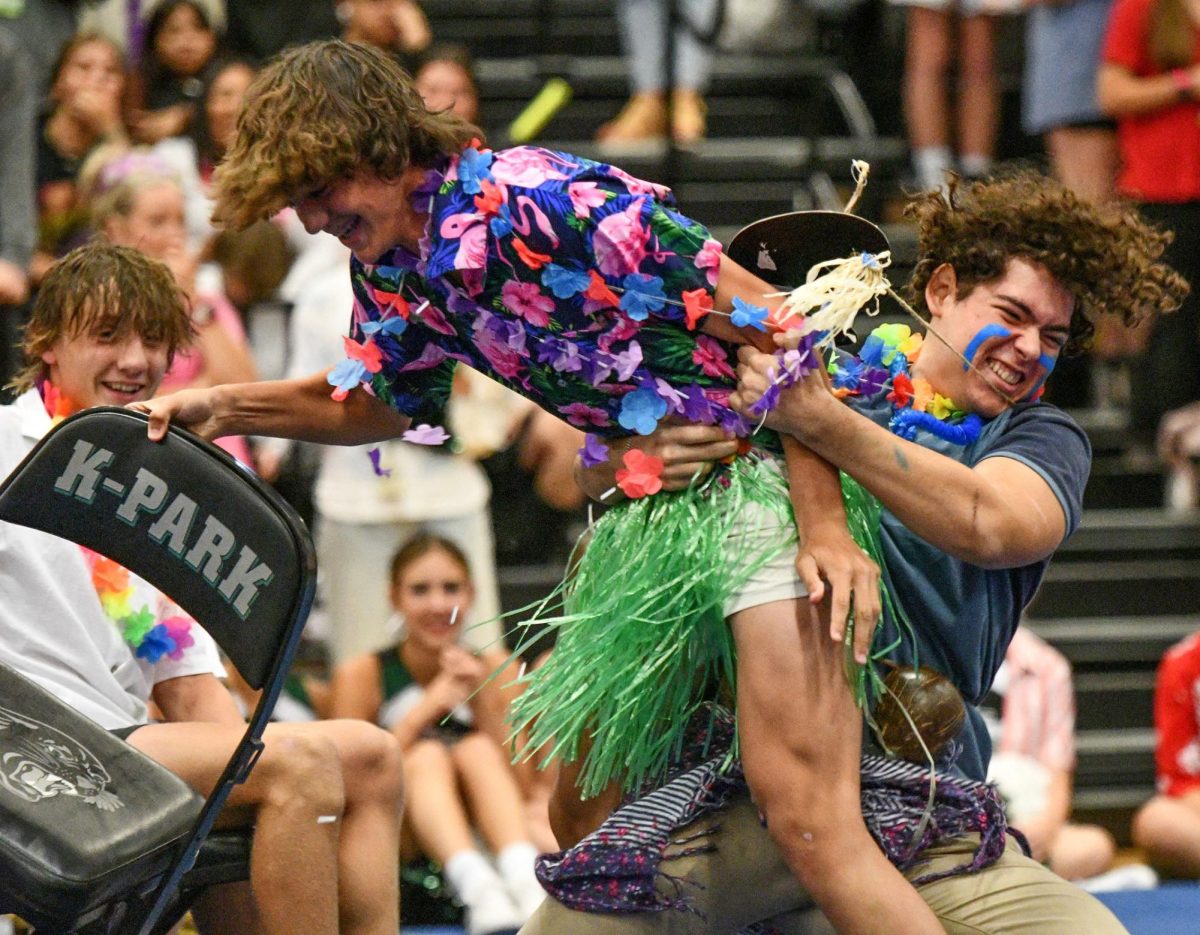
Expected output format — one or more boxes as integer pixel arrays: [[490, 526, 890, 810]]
[[0, 706, 123, 811]]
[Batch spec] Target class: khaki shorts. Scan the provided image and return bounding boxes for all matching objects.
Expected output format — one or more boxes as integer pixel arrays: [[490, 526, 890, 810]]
[[520, 793, 1128, 935]]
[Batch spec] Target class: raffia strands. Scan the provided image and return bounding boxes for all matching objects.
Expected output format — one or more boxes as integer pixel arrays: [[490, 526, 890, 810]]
[[507, 454, 795, 800], [772, 250, 893, 341]]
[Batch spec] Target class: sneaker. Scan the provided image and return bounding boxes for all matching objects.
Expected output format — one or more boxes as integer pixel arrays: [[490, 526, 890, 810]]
[[1077, 863, 1159, 893], [505, 868, 546, 920], [462, 881, 523, 935]]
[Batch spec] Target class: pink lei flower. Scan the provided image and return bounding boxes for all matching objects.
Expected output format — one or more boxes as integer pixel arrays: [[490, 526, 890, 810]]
[[694, 238, 723, 287], [559, 401, 610, 427], [692, 335, 735, 380]]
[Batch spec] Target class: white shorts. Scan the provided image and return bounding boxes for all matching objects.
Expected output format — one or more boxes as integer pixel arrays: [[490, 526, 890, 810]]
[[723, 457, 808, 618]]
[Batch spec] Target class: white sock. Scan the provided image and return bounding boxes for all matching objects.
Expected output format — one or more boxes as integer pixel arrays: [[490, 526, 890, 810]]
[[959, 152, 993, 179], [443, 848, 498, 901], [912, 146, 953, 191], [497, 841, 544, 917]]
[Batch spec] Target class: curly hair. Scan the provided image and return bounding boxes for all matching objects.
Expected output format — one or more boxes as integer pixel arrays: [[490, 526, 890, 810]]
[[10, 242, 192, 395], [211, 39, 482, 229], [904, 170, 1189, 356]]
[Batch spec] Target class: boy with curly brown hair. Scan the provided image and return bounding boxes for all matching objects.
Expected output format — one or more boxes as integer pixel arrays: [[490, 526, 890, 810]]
[[518, 170, 1185, 933]]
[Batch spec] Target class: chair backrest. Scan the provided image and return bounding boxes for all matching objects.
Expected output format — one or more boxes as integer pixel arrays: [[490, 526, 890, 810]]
[[0, 407, 316, 934]]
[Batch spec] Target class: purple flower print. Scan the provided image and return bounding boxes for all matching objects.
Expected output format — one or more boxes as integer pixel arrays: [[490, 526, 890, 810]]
[[403, 424, 450, 445], [579, 434, 610, 468]]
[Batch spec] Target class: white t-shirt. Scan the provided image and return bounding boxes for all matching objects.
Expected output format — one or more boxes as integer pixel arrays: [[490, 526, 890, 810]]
[[0, 390, 225, 730]]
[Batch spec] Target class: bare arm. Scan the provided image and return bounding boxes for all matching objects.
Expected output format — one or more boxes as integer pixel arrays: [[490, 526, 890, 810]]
[[782, 434, 881, 662], [1097, 61, 1200, 117], [328, 655, 385, 721], [136, 370, 411, 445], [469, 648, 523, 748], [733, 345, 1068, 568], [151, 672, 245, 725]]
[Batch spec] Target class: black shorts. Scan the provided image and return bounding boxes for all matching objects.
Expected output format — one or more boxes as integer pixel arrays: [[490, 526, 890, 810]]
[[109, 723, 149, 741]]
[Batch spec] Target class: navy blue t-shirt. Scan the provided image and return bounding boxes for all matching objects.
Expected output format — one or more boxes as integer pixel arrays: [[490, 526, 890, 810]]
[[847, 393, 1091, 781]]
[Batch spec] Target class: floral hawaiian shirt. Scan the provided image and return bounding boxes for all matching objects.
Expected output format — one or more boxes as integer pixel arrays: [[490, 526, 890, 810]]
[[336, 145, 758, 440]]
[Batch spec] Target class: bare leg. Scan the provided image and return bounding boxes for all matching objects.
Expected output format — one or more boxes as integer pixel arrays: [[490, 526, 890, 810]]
[[1045, 126, 1117, 203], [130, 723, 345, 935], [1132, 793, 1200, 877], [454, 731, 535, 851], [733, 599, 941, 934], [403, 737, 479, 862], [547, 740, 623, 849], [956, 14, 997, 167], [903, 6, 953, 151], [309, 719, 404, 935], [1048, 823, 1116, 881]]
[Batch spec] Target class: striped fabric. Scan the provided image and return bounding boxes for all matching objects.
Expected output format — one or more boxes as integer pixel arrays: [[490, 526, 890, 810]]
[[535, 706, 1015, 921]]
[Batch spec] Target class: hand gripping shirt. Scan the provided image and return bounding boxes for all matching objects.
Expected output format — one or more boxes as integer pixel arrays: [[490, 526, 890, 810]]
[[343, 145, 753, 439]]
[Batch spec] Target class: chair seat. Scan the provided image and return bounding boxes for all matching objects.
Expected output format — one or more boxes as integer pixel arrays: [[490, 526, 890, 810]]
[[0, 664, 201, 929]]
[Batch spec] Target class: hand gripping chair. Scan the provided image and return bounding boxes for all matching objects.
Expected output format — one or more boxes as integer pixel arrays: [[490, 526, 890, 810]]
[[0, 407, 316, 934]]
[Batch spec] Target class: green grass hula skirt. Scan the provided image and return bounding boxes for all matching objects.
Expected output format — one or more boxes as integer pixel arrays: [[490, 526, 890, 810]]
[[507, 452, 796, 799]]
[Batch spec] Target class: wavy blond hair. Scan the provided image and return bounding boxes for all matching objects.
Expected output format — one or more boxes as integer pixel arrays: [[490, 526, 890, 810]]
[[905, 170, 1189, 355], [211, 39, 482, 229]]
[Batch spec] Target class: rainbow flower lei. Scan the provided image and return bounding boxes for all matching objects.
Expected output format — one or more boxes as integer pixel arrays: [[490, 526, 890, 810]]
[[829, 323, 983, 446], [38, 381, 195, 663], [85, 549, 195, 663]]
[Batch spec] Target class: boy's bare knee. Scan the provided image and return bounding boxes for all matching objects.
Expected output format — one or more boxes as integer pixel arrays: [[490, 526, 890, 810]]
[[259, 730, 346, 817]]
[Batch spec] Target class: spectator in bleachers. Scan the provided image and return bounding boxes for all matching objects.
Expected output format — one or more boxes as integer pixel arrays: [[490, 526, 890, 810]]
[[341, 0, 432, 66], [414, 43, 481, 124], [983, 625, 1118, 881], [33, 32, 128, 285], [893, 0, 1012, 190], [127, 0, 222, 145], [153, 57, 257, 250], [596, 0, 715, 145], [0, 240, 404, 935], [1159, 400, 1200, 510], [81, 145, 259, 466], [1132, 630, 1200, 876], [330, 534, 546, 935], [1098, 0, 1200, 463], [77, 0, 225, 71], [1023, 0, 1117, 204]]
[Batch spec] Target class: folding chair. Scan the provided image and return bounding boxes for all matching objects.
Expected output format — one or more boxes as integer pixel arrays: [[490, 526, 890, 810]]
[[0, 407, 316, 934]]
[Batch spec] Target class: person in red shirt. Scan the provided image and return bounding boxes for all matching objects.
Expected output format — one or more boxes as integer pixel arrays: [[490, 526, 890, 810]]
[[1132, 631, 1200, 875], [1098, 0, 1200, 454]]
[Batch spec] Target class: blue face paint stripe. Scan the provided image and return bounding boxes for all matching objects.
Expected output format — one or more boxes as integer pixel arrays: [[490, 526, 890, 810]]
[[1022, 352, 1058, 401], [961, 324, 1013, 371]]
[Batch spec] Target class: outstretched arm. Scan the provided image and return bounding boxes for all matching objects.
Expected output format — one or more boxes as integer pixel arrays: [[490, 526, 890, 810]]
[[732, 345, 1068, 568], [134, 369, 411, 446]]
